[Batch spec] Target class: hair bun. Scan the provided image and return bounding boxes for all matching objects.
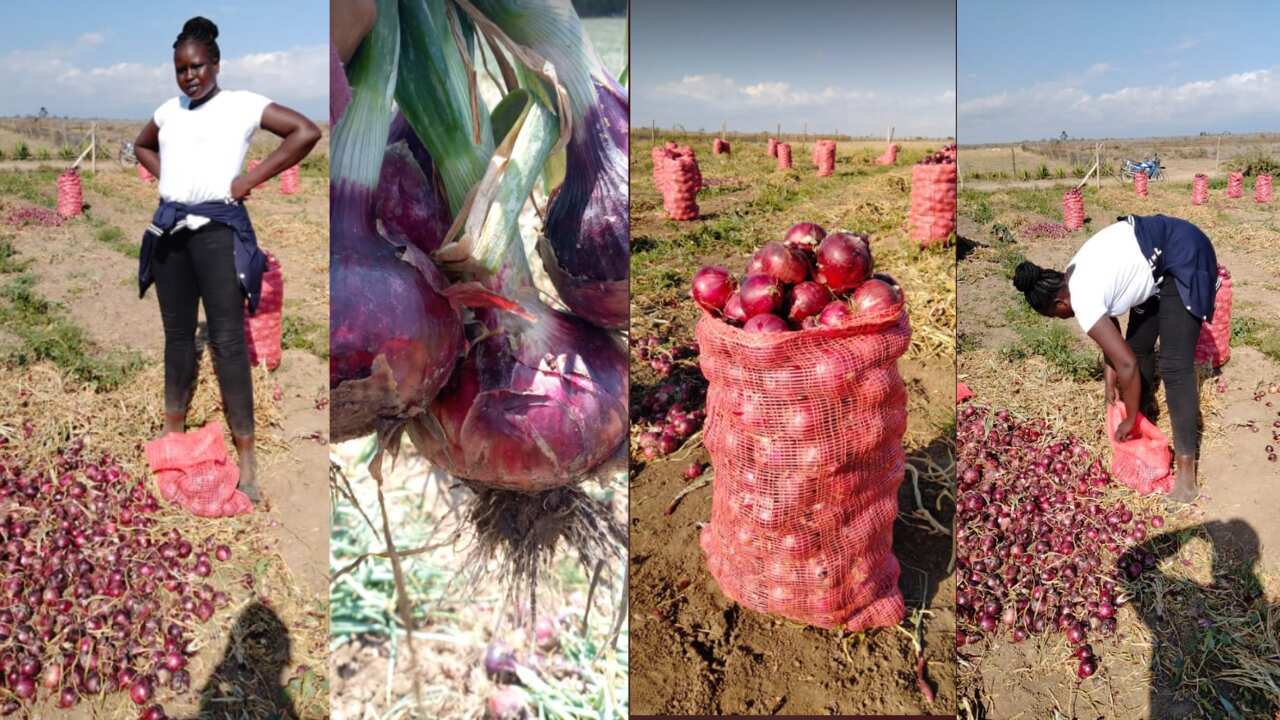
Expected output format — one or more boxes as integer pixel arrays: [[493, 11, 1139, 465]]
[[182, 16, 219, 40], [1012, 261, 1042, 293]]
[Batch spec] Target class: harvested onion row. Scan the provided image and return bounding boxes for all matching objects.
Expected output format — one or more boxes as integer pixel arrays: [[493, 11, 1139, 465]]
[[0, 434, 237, 717], [956, 404, 1159, 679]]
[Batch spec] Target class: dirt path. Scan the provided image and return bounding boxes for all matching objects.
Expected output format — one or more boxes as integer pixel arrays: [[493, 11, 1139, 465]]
[[1, 165, 330, 597]]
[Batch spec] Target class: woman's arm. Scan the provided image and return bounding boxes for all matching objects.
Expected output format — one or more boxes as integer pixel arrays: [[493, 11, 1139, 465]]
[[231, 104, 322, 200], [133, 121, 161, 179], [1088, 315, 1140, 440]]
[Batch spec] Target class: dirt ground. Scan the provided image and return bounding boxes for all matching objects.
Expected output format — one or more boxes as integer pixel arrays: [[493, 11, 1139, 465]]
[[0, 126, 331, 716], [629, 136, 957, 716], [956, 163, 1280, 719]]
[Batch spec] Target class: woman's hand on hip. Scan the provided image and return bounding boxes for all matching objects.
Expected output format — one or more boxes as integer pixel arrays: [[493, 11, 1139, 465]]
[[230, 175, 253, 201]]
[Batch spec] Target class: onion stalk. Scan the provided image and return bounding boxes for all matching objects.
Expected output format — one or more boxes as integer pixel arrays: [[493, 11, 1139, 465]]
[[466, 0, 629, 329]]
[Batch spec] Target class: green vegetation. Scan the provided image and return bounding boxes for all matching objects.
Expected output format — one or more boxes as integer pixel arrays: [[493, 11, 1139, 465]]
[[0, 248, 143, 390], [1227, 150, 1280, 177], [13, 142, 29, 161], [93, 225, 139, 258], [0, 169, 60, 205], [281, 314, 328, 359], [1231, 314, 1280, 363], [1001, 302, 1102, 382], [961, 190, 994, 224]]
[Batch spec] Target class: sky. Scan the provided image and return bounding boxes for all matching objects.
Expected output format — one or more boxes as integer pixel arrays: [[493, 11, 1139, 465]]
[[632, 0, 955, 138], [960, 1, 1280, 143], [0, 2, 326, 120]]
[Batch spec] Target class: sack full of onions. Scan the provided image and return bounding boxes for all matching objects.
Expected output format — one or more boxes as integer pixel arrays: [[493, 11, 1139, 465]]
[[689, 222, 912, 631], [909, 148, 956, 247], [332, 0, 628, 626]]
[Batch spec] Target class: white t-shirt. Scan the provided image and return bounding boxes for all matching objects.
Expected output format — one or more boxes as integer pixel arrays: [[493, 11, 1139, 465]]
[[1066, 220, 1157, 333], [154, 89, 272, 206]]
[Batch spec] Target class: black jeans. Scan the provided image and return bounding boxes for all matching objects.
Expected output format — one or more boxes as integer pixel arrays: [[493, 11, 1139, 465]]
[[151, 221, 255, 436], [1126, 275, 1202, 456]]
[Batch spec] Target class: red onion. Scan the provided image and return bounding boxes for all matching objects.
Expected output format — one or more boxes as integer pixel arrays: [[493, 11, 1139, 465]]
[[722, 293, 748, 324], [818, 301, 852, 327], [737, 274, 785, 318], [814, 232, 872, 292], [783, 222, 826, 251], [756, 242, 810, 284], [743, 314, 788, 333], [850, 278, 901, 315], [786, 282, 832, 323], [691, 266, 736, 313]]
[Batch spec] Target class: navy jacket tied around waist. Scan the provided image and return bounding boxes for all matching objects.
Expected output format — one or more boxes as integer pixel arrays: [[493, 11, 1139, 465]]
[[139, 200, 267, 314], [1127, 214, 1218, 323]]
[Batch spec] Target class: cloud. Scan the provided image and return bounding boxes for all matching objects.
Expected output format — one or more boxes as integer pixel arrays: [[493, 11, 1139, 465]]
[[960, 65, 1280, 141], [656, 73, 874, 108], [1175, 37, 1200, 51], [645, 72, 952, 136], [0, 41, 327, 119]]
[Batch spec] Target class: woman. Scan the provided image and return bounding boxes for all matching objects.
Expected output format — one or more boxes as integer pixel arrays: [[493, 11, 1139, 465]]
[[1013, 214, 1218, 503], [132, 17, 321, 503]]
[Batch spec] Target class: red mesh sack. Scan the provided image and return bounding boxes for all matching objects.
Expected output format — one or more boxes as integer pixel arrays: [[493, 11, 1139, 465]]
[[1227, 171, 1244, 199], [144, 422, 252, 517], [56, 169, 82, 219], [1191, 174, 1208, 205], [1105, 403, 1172, 496], [650, 146, 669, 193], [874, 143, 899, 166], [279, 164, 301, 195], [713, 138, 730, 155], [695, 301, 912, 631], [1062, 189, 1084, 230], [816, 141, 836, 177], [957, 382, 973, 404], [662, 155, 700, 221], [1134, 172, 1148, 197], [248, 160, 268, 191], [1256, 174, 1273, 203], [137, 163, 155, 183], [909, 163, 957, 247], [767, 138, 778, 157], [1194, 265, 1232, 367], [245, 252, 284, 370], [776, 142, 793, 170]]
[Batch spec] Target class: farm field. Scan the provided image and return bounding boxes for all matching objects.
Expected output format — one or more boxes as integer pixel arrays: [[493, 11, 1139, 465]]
[[956, 150, 1280, 718], [630, 132, 957, 715], [0, 118, 330, 717], [960, 133, 1280, 189]]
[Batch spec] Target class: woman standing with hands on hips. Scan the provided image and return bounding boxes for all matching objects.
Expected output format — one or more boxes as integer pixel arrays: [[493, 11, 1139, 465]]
[[132, 17, 321, 503], [1013, 214, 1218, 504]]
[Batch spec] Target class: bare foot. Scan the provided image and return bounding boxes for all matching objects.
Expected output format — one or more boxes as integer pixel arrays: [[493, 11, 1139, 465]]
[[159, 412, 186, 439], [1165, 453, 1198, 504], [233, 433, 261, 505]]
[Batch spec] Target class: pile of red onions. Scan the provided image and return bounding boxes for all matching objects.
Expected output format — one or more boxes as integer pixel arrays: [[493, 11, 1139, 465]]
[[1020, 222, 1070, 240], [4, 207, 63, 227], [957, 404, 1159, 679], [0, 434, 236, 717], [691, 222, 902, 333], [917, 143, 956, 166]]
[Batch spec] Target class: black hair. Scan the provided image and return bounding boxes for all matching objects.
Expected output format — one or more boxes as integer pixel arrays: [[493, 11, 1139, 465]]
[[1013, 260, 1066, 315], [174, 16, 220, 63]]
